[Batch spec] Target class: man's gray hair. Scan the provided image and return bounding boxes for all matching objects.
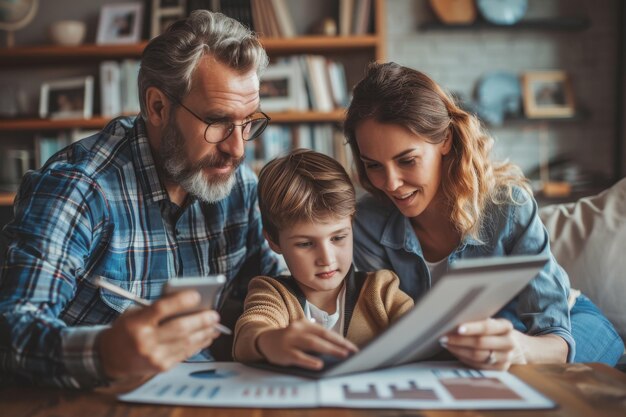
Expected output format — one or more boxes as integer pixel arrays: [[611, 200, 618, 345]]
[[138, 10, 269, 118]]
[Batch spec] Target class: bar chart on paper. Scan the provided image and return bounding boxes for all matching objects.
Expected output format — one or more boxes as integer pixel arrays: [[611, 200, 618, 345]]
[[319, 367, 540, 409], [120, 362, 555, 410]]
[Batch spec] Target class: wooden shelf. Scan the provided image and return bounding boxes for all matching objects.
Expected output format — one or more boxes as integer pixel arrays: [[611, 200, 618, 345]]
[[0, 110, 346, 133], [0, 43, 148, 66], [0, 117, 113, 131], [0, 0, 388, 216], [487, 111, 590, 127], [0, 35, 379, 66], [262, 35, 379, 54], [0, 111, 344, 206], [269, 109, 345, 123], [419, 17, 591, 31], [0, 192, 15, 206]]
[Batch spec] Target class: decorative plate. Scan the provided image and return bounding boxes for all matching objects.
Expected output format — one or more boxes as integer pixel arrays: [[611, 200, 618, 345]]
[[476, 71, 522, 125], [477, 0, 528, 25]]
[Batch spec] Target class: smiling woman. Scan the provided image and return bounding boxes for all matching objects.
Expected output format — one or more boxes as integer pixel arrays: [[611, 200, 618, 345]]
[[345, 62, 624, 369]]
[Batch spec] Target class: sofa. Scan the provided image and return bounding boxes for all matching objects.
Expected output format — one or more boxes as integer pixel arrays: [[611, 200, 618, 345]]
[[539, 177, 626, 366]]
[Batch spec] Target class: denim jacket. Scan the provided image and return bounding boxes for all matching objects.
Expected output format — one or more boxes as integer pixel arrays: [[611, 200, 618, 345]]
[[353, 187, 575, 361]]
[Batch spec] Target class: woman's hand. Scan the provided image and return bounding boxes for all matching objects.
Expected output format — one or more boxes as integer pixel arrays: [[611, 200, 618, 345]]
[[439, 318, 527, 370], [257, 319, 359, 370]]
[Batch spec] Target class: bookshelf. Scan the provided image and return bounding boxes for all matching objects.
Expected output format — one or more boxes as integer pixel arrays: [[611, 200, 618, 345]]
[[0, 110, 348, 132], [0, 35, 383, 65], [0, 0, 386, 207]]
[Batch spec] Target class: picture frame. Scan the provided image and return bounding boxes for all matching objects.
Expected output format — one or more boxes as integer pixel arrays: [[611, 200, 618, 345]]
[[1, 148, 33, 188], [150, 0, 187, 39], [39, 76, 94, 120], [259, 62, 303, 112], [96, 2, 144, 45], [521, 71, 576, 118]]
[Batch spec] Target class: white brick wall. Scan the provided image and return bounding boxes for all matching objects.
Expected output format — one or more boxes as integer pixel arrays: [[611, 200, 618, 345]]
[[386, 0, 620, 181]]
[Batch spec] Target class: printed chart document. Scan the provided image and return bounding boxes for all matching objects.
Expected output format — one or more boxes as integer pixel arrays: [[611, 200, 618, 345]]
[[119, 361, 555, 410], [253, 254, 549, 378]]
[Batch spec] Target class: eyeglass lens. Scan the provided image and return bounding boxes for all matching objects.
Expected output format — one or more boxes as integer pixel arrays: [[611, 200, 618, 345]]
[[206, 117, 268, 143]]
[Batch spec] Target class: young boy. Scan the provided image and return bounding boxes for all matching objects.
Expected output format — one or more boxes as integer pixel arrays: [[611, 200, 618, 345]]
[[232, 149, 414, 370]]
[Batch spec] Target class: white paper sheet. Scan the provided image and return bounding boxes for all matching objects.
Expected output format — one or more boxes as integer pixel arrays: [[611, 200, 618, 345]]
[[119, 362, 555, 410]]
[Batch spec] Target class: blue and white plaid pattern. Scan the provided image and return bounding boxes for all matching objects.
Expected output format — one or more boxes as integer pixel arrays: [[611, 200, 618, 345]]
[[0, 116, 280, 387]]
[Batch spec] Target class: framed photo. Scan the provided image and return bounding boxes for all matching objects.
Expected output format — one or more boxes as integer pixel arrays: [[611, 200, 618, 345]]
[[39, 76, 94, 120], [96, 2, 144, 45], [150, 0, 187, 39], [522, 71, 576, 118], [259, 62, 302, 112]]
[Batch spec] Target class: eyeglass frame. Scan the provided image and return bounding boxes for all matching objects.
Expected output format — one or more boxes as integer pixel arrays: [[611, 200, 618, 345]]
[[167, 95, 271, 144]]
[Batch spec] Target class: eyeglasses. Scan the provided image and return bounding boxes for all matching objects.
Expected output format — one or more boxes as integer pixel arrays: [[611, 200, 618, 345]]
[[170, 98, 270, 144]]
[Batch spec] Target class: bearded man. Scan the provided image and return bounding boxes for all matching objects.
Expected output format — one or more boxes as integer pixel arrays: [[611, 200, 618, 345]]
[[0, 10, 280, 388]]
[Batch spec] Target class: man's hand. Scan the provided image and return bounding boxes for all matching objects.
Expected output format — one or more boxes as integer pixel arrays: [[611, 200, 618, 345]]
[[256, 319, 359, 370], [97, 290, 221, 382]]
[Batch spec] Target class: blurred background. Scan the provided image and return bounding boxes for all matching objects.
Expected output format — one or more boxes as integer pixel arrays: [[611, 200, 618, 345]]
[[0, 0, 624, 228]]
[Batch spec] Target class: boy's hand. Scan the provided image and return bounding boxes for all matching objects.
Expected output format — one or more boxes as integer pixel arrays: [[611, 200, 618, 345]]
[[256, 319, 359, 370]]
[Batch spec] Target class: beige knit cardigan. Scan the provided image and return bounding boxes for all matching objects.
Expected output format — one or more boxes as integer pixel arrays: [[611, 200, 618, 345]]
[[233, 268, 414, 362]]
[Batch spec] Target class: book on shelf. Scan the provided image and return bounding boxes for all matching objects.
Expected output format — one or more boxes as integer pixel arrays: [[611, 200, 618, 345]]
[[303, 55, 335, 112], [353, 0, 372, 34], [248, 123, 351, 177], [326, 60, 349, 107], [0, 147, 34, 191], [251, 0, 280, 37], [121, 60, 141, 115], [250, 0, 265, 35], [99, 59, 140, 118], [100, 61, 122, 118], [311, 124, 334, 157], [264, 0, 281, 37], [339, 0, 355, 36], [35, 133, 70, 168], [270, 0, 296, 37], [34, 129, 99, 168], [260, 125, 292, 161], [188, 0, 253, 30], [333, 128, 354, 174], [296, 124, 313, 149], [262, 55, 347, 113]]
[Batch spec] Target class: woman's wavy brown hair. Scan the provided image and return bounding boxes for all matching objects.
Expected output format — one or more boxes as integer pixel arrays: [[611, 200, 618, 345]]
[[344, 62, 531, 240]]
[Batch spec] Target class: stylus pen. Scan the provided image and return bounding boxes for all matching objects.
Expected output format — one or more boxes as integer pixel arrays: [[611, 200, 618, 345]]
[[93, 276, 232, 335]]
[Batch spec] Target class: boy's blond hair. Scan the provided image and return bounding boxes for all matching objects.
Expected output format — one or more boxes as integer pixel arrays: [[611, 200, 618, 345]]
[[258, 148, 356, 243]]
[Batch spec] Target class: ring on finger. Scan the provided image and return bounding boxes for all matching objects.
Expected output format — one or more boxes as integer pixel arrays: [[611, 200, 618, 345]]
[[485, 349, 497, 365]]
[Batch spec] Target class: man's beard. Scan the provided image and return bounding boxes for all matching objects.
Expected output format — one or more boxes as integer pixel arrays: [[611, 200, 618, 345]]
[[159, 118, 243, 203]]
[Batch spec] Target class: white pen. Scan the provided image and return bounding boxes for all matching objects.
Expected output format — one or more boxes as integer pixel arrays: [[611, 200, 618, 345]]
[[93, 276, 232, 335]]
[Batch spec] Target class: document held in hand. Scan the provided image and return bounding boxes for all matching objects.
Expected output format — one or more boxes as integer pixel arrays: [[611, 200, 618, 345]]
[[251, 254, 549, 379]]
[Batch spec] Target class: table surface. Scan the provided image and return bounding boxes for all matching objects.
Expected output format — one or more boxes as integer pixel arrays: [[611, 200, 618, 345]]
[[1, 363, 625, 417]]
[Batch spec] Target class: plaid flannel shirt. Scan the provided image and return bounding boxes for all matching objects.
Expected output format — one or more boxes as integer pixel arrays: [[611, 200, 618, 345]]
[[0, 116, 280, 388]]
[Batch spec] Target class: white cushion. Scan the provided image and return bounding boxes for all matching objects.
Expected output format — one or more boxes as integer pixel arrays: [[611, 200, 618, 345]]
[[539, 178, 626, 342]]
